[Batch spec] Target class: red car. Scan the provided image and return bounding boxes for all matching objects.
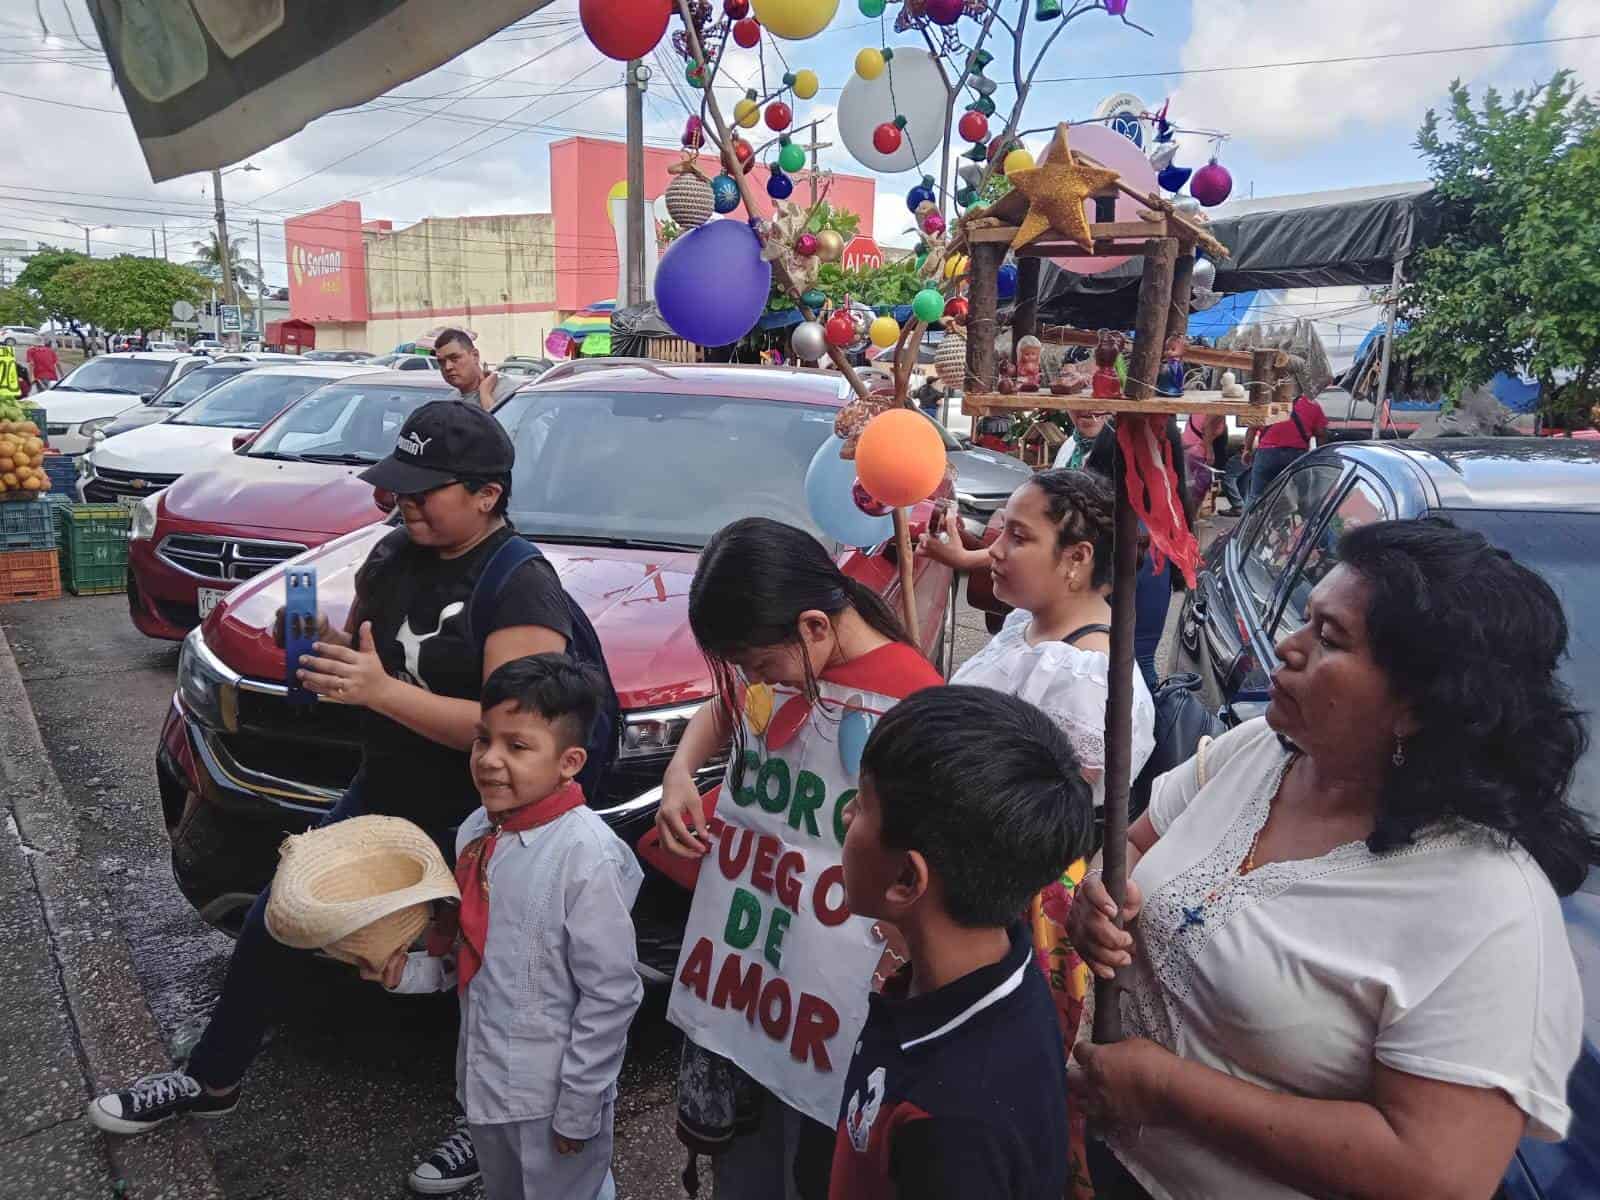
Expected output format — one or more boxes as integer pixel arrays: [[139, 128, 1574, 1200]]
[[127, 370, 461, 639], [157, 362, 954, 978]]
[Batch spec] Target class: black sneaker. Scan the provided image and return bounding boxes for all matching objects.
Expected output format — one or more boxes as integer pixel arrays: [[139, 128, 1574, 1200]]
[[408, 1117, 480, 1195], [87, 1070, 239, 1135]]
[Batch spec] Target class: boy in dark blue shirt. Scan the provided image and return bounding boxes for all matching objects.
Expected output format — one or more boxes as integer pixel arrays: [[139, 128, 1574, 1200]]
[[829, 686, 1096, 1200]]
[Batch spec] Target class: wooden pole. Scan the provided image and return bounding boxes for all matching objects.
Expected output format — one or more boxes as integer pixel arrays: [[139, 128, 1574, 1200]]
[[1093, 238, 1178, 1046], [965, 241, 1004, 395], [1013, 256, 1041, 347]]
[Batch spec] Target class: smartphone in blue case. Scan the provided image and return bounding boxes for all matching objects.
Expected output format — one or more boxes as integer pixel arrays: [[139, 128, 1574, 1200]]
[[284, 566, 318, 705]]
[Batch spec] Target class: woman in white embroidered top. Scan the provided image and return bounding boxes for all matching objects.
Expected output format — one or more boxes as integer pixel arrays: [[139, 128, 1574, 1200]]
[[1068, 518, 1595, 1200], [920, 468, 1156, 804]]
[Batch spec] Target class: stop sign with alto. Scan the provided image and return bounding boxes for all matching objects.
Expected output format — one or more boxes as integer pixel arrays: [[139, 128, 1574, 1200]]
[[841, 236, 883, 272]]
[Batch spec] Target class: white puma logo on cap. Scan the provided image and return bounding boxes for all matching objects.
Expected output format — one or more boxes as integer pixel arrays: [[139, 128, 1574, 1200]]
[[398, 432, 431, 457]]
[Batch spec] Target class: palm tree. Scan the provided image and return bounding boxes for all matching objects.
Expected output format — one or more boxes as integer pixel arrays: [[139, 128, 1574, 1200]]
[[188, 233, 261, 306]]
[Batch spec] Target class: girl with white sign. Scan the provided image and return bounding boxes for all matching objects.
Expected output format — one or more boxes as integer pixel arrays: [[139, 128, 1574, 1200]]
[[646, 517, 943, 1200]]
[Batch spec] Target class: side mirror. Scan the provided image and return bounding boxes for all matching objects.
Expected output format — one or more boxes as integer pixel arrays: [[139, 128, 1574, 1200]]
[[232, 432, 257, 451], [141, 392, 157, 404]]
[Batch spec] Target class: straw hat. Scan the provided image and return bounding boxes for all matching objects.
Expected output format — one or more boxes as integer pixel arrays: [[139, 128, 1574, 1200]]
[[265, 815, 460, 972]]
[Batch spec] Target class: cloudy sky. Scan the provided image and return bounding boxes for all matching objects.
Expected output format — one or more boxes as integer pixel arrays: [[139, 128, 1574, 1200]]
[[1, 0, 1596, 291]]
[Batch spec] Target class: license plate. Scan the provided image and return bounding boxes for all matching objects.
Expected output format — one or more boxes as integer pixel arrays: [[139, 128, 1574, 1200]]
[[196, 587, 229, 619]]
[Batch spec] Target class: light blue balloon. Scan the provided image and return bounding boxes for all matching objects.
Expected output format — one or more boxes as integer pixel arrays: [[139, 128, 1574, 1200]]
[[805, 435, 893, 548], [839, 709, 873, 776]]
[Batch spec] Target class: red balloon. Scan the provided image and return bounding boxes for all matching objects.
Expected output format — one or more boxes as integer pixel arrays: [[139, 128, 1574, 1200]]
[[826, 310, 857, 347], [958, 111, 989, 143], [873, 122, 903, 155], [732, 17, 761, 47], [732, 137, 755, 172], [926, 0, 964, 23], [580, 0, 671, 61], [765, 101, 793, 132], [944, 296, 970, 322], [724, 0, 750, 15]]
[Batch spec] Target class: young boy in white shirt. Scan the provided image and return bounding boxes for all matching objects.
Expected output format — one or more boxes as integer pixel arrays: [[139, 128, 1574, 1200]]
[[369, 653, 643, 1200]]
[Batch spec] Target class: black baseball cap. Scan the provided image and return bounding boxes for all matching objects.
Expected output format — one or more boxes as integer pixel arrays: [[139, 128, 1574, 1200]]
[[361, 399, 515, 494]]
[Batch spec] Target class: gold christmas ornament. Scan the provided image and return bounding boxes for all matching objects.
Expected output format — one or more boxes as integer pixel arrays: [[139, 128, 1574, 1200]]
[[1008, 123, 1121, 253], [815, 228, 845, 263]]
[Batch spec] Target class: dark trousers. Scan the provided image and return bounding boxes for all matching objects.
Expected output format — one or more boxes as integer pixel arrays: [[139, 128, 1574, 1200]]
[[1246, 446, 1303, 506], [186, 777, 456, 1090], [1134, 556, 1170, 691], [1085, 1136, 1156, 1200]]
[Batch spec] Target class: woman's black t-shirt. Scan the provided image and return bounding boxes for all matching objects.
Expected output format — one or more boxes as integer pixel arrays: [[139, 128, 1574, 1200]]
[[350, 524, 573, 829]]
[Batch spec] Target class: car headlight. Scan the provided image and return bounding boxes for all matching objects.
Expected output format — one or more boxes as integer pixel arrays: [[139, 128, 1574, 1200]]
[[79, 415, 117, 440], [130, 491, 161, 541], [618, 701, 704, 760], [177, 628, 239, 732]]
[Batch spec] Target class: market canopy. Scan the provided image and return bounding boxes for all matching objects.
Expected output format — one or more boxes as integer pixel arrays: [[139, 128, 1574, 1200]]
[[1033, 182, 1436, 330], [90, 1, 555, 181]]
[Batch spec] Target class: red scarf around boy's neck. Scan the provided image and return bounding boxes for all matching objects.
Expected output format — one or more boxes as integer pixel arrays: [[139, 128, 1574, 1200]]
[[452, 780, 585, 991]]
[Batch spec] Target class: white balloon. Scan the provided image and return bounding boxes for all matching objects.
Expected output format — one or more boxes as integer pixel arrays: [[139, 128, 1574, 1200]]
[[1148, 140, 1179, 171], [837, 47, 948, 173]]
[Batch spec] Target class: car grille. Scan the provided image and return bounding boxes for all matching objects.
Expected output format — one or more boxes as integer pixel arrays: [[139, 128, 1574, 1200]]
[[46, 423, 70, 436], [85, 466, 180, 500], [227, 688, 367, 795], [157, 534, 307, 581]]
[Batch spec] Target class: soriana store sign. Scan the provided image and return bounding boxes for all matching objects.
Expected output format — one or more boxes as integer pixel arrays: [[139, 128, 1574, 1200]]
[[286, 201, 369, 323]]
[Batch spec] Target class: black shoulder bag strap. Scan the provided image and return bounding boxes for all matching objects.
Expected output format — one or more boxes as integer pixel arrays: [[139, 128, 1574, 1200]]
[[1290, 402, 1311, 447], [1061, 623, 1113, 646]]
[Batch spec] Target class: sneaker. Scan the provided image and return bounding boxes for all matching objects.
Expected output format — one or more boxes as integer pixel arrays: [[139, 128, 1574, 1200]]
[[409, 1117, 480, 1195], [87, 1070, 239, 1135]]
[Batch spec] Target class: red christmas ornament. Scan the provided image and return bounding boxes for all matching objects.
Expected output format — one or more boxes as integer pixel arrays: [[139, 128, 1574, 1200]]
[[732, 17, 761, 47], [580, 0, 672, 61], [796, 232, 820, 257], [921, 211, 946, 236], [732, 137, 755, 172], [988, 134, 1013, 163], [873, 122, 904, 155], [944, 296, 970, 322], [825, 310, 857, 347], [926, 0, 964, 24], [682, 115, 704, 149], [852, 480, 892, 517], [765, 101, 793, 132], [958, 110, 989, 143], [724, 0, 750, 15]]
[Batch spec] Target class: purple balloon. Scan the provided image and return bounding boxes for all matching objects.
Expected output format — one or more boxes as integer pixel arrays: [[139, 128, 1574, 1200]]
[[654, 219, 772, 347]]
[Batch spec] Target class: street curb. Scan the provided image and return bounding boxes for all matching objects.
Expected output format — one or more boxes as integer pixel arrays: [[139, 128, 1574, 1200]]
[[0, 621, 224, 1200]]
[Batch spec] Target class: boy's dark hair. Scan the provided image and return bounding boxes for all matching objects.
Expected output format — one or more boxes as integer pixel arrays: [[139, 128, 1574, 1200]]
[[861, 686, 1094, 928], [434, 327, 475, 354], [480, 653, 602, 749]]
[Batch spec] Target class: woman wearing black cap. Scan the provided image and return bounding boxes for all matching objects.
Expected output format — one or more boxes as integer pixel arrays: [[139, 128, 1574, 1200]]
[[89, 400, 580, 1197]]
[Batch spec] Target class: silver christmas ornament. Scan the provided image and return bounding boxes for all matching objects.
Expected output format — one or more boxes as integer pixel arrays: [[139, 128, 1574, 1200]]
[[791, 320, 829, 361]]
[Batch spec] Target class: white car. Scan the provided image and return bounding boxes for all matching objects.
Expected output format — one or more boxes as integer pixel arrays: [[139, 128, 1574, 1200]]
[[0, 325, 41, 347], [44, 352, 210, 454], [191, 339, 225, 355], [81, 362, 383, 503]]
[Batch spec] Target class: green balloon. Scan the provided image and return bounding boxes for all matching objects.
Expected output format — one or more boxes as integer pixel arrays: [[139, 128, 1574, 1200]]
[[859, 0, 886, 14], [912, 288, 946, 323], [956, 186, 979, 207], [778, 142, 806, 173]]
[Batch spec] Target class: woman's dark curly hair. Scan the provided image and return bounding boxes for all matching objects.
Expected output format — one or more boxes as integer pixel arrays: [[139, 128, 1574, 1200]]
[[1339, 517, 1599, 895], [1027, 468, 1116, 590]]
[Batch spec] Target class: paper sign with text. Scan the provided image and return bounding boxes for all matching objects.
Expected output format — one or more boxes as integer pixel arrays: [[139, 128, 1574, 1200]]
[[667, 680, 892, 1127]]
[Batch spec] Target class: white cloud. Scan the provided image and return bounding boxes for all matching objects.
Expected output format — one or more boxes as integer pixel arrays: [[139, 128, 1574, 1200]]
[[1547, 0, 1600, 94], [1169, 0, 1542, 155]]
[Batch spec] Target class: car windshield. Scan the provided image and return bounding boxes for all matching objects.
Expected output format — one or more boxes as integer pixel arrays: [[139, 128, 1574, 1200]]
[[494, 388, 838, 548], [1442, 508, 1600, 890], [55, 357, 174, 395], [249, 380, 450, 460], [168, 371, 333, 429], [151, 365, 250, 409]]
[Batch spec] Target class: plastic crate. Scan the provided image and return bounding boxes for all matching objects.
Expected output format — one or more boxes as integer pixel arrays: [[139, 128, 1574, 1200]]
[[53, 502, 130, 595], [42, 452, 77, 496], [0, 497, 56, 550], [0, 548, 61, 603]]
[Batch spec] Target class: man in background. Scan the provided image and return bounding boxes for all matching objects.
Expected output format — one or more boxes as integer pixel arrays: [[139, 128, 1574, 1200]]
[[434, 328, 519, 411], [26, 339, 60, 390]]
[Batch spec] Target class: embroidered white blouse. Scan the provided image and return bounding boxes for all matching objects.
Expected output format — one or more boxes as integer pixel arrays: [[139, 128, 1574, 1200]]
[[1109, 718, 1584, 1200], [951, 608, 1156, 806]]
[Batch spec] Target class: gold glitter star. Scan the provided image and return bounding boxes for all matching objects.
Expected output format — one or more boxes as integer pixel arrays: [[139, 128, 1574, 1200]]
[[1008, 124, 1122, 253]]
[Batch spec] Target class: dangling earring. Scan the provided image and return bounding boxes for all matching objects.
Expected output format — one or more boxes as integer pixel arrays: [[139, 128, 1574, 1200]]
[[1391, 736, 1406, 768]]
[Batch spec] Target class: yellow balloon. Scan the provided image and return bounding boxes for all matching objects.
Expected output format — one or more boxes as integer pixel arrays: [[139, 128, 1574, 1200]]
[[604, 179, 628, 228], [869, 315, 901, 348], [1004, 148, 1036, 175], [752, 0, 840, 40], [745, 683, 775, 735], [792, 69, 819, 100], [944, 252, 970, 279], [855, 47, 885, 80], [734, 97, 760, 128]]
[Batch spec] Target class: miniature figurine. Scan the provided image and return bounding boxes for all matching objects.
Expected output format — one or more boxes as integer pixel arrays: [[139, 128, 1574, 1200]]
[[1157, 332, 1186, 397], [1016, 335, 1044, 391], [1091, 329, 1124, 400], [1220, 369, 1245, 399]]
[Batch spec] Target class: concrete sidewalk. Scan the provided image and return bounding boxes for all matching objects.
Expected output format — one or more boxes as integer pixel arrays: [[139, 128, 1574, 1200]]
[[0, 622, 222, 1200]]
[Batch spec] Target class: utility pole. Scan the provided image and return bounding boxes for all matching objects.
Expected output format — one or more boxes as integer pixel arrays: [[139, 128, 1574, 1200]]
[[624, 60, 647, 306], [254, 219, 264, 341], [161, 221, 168, 260], [62, 220, 113, 256], [211, 168, 235, 323], [151, 229, 158, 257], [797, 121, 832, 206]]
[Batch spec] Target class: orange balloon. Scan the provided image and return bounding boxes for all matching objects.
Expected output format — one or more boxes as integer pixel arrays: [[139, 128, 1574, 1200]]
[[855, 408, 946, 508]]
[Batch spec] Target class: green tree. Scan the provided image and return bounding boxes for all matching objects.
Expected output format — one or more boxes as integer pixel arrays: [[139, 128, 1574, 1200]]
[[46, 257, 209, 334], [187, 232, 261, 305], [15, 246, 90, 334], [0, 286, 42, 327], [1399, 72, 1600, 418]]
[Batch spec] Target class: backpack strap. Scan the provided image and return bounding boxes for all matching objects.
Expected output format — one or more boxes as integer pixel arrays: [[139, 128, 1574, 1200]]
[[1061, 623, 1113, 646], [467, 535, 547, 656], [1289, 402, 1311, 447]]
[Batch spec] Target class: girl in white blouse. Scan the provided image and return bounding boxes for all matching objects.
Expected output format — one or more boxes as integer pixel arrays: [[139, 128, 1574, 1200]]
[[1068, 517, 1593, 1200]]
